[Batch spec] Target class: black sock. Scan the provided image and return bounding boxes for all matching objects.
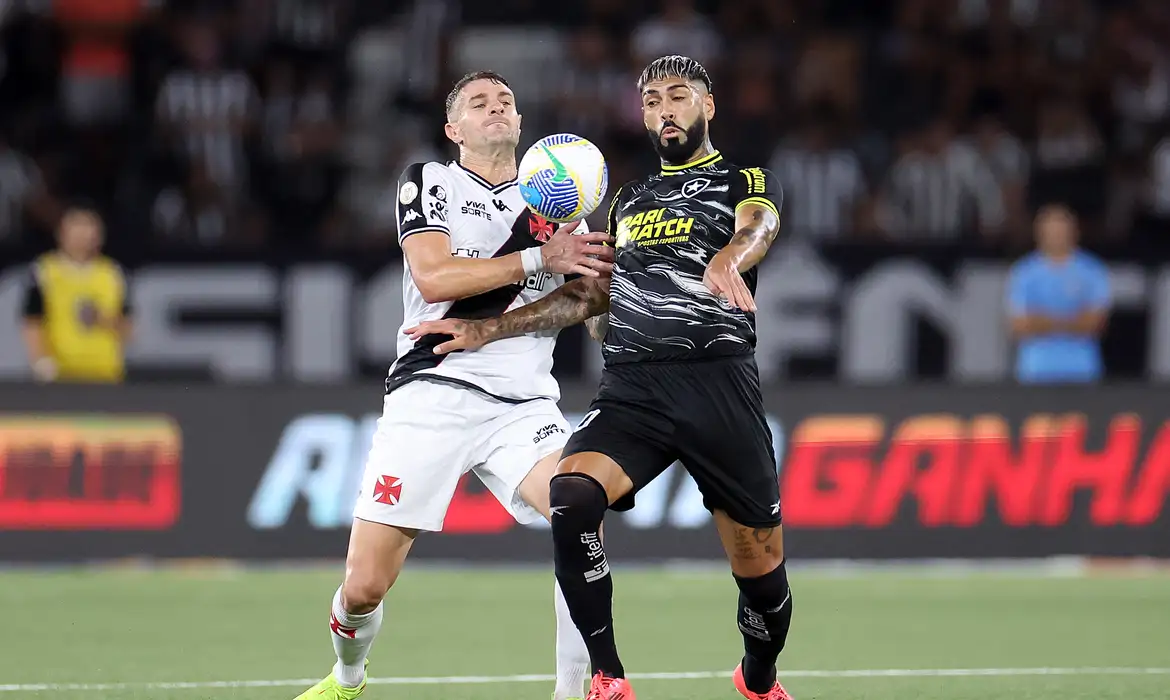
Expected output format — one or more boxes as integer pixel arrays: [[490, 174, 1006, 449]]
[[549, 473, 624, 678], [734, 561, 793, 694]]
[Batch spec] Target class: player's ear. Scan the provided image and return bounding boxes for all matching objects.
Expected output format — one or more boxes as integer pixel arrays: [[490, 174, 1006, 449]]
[[444, 122, 461, 146], [704, 93, 715, 121]]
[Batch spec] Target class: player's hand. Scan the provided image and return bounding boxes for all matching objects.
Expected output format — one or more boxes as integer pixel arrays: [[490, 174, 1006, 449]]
[[31, 356, 58, 382], [703, 252, 756, 312], [540, 220, 614, 278], [403, 318, 488, 354]]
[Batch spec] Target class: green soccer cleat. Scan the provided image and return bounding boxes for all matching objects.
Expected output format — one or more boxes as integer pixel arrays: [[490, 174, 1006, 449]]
[[293, 660, 368, 699]]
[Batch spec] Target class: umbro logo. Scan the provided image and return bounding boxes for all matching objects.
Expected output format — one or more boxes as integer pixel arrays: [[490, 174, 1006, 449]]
[[493, 198, 511, 212]]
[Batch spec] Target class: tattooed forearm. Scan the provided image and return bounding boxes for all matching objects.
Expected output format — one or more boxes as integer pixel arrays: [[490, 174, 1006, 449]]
[[725, 205, 781, 272], [481, 277, 610, 343], [585, 313, 610, 342]]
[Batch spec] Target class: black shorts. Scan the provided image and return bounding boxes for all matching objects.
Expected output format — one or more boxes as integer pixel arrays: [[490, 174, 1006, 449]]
[[562, 355, 781, 528]]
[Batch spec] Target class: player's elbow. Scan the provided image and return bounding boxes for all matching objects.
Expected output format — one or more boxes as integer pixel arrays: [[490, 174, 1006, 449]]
[[412, 273, 457, 304]]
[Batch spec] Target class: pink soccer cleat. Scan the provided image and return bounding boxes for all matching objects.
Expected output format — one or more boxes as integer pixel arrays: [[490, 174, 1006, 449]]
[[585, 672, 636, 700], [733, 662, 793, 700]]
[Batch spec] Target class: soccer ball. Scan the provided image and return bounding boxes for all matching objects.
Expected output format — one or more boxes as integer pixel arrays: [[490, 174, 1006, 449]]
[[517, 133, 609, 223]]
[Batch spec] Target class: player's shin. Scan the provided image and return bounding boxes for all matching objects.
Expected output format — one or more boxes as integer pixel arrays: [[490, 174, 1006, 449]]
[[549, 473, 625, 678], [734, 561, 793, 694], [330, 586, 384, 687], [554, 580, 590, 699]]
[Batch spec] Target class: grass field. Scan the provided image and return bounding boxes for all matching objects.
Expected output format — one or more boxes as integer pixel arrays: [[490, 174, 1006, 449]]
[[1, 565, 1168, 699]]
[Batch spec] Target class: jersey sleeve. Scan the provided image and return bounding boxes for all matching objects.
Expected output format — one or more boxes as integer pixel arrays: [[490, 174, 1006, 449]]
[[605, 185, 626, 240], [730, 166, 784, 220], [1006, 262, 1030, 317], [395, 162, 452, 243], [112, 262, 132, 316], [1083, 259, 1111, 311], [22, 265, 45, 319]]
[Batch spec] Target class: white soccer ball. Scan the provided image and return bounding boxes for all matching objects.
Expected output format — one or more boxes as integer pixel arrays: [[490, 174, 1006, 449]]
[[517, 133, 609, 223]]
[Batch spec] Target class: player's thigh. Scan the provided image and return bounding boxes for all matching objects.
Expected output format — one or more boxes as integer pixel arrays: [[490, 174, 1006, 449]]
[[674, 360, 782, 574], [354, 381, 484, 535], [559, 399, 676, 508], [517, 447, 562, 519], [472, 399, 573, 524]]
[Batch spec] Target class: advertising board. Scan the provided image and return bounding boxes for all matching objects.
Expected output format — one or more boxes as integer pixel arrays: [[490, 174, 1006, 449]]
[[0, 384, 1166, 562]]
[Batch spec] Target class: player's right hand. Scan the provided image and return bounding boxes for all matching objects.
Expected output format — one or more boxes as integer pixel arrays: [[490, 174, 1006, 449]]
[[403, 318, 487, 354], [540, 221, 614, 278]]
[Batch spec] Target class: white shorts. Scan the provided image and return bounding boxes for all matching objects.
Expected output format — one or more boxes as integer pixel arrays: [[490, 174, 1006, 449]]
[[353, 379, 571, 532]]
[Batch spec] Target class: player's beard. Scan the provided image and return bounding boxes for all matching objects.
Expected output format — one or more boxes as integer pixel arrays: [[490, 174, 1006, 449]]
[[649, 118, 708, 165]]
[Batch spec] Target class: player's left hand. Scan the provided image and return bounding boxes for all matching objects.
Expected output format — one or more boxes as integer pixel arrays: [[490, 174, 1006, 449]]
[[403, 318, 488, 354], [703, 252, 756, 312]]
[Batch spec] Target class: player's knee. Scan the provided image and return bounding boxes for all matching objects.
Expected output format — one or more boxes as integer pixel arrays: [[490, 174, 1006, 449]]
[[549, 473, 608, 517], [341, 571, 394, 614], [556, 452, 631, 503], [734, 559, 791, 611]]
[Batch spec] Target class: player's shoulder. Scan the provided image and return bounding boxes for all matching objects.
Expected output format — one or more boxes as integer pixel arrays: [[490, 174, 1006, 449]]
[[725, 161, 778, 181], [397, 161, 455, 206], [611, 179, 640, 202], [1073, 250, 1109, 275], [397, 160, 452, 183], [1010, 252, 1044, 276], [95, 256, 126, 279]]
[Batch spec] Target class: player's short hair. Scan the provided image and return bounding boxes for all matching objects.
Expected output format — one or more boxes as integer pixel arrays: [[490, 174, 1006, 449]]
[[637, 55, 712, 93], [445, 70, 512, 118]]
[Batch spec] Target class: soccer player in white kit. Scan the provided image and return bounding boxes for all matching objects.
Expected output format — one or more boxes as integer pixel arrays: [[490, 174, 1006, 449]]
[[293, 71, 614, 700]]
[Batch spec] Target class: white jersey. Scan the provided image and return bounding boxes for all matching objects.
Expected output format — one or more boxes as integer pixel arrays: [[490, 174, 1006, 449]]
[[388, 160, 574, 403]]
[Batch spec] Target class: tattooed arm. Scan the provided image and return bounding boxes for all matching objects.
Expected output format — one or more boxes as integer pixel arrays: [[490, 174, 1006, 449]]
[[584, 313, 610, 342], [702, 202, 781, 313], [722, 202, 783, 272], [404, 276, 611, 354], [702, 167, 784, 313]]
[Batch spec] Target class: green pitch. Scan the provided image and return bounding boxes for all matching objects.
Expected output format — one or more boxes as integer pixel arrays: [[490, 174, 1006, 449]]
[[1, 566, 1168, 699]]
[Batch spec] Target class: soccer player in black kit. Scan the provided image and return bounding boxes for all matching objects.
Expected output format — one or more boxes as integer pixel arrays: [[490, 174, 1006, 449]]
[[406, 55, 793, 700]]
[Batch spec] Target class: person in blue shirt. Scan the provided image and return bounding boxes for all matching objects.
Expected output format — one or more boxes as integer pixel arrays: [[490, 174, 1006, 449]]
[[1007, 204, 1111, 383]]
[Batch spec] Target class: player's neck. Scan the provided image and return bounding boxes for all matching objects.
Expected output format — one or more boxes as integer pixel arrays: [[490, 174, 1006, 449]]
[[459, 149, 517, 185], [663, 141, 717, 169]]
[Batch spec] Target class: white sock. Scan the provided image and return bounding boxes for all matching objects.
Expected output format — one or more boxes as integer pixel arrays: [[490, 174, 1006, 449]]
[[553, 579, 590, 700], [329, 586, 384, 688]]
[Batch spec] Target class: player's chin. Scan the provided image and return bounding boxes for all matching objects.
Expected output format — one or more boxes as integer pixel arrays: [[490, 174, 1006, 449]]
[[485, 131, 519, 147]]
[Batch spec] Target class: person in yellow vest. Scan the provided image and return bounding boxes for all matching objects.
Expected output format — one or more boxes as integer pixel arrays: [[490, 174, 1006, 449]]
[[21, 207, 133, 383]]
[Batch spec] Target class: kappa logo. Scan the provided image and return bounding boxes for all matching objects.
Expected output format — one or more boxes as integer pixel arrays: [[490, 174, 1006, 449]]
[[373, 475, 403, 505], [493, 198, 511, 212], [401, 209, 421, 223], [681, 178, 710, 198]]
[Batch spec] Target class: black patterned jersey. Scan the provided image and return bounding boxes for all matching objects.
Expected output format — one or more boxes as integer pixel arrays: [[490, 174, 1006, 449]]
[[602, 151, 783, 365]]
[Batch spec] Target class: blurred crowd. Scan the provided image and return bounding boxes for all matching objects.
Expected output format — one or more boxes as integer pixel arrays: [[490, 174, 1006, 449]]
[[2, 0, 1170, 256]]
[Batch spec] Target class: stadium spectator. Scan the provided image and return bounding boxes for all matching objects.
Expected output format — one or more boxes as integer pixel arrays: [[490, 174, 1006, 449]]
[[631, 0, 721, 69], [1007, 204, 1110, 383], [21, 207, 132, 383], [154, 20, 258, 192], [877, 117, 1005, 239], [769, 104, 869, 240], [53, 0, 151, 126], [0, 134, 60, 245]]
